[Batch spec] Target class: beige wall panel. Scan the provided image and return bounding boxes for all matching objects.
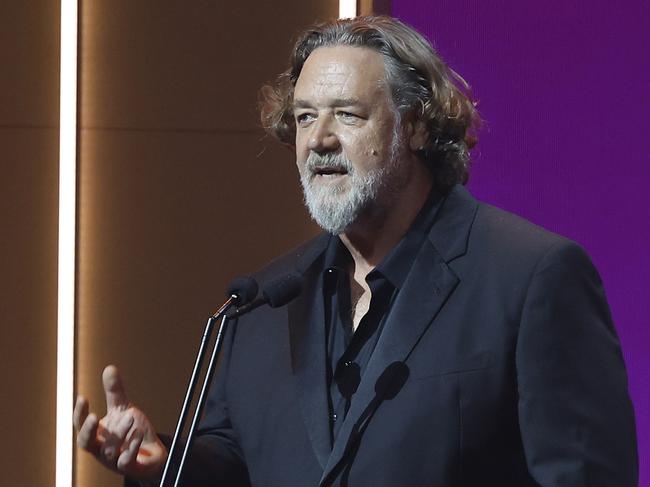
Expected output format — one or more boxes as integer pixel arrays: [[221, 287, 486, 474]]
[[0, 1, 60, 127], [76, 1, 338, 484], [79, 1, 338, 132], [76, 129, 320, 486], [0, 0, 59, 485], [0, 127, 59, 485]]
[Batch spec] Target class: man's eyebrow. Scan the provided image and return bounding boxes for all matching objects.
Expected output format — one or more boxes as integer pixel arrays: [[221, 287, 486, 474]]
[[292, 99, 313, 109], [292, 98, 365, 109], [330, 97, 364, 107]]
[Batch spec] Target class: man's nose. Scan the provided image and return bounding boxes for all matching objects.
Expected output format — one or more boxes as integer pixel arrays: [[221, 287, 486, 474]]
[[307, 116, 340, 153]]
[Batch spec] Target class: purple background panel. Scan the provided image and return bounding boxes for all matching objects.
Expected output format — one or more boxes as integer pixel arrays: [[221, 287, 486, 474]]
[[392, 0, 649, 484]]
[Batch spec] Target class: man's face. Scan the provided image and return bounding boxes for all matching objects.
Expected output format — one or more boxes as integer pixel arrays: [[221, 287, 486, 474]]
[[293, 46, 409, 234]]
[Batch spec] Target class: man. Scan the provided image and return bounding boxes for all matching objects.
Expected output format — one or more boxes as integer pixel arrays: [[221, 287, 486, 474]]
[[74, 16, 638, 486]]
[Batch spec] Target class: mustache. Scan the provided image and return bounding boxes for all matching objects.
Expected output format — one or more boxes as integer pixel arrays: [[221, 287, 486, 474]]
[[305, 152, 354, 174]]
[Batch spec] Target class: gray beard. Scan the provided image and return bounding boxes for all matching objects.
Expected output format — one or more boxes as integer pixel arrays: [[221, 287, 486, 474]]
[[299, 134, 406, 235]]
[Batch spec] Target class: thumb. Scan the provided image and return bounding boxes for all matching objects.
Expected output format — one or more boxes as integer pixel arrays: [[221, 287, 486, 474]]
[[102, 365, 129, 410]]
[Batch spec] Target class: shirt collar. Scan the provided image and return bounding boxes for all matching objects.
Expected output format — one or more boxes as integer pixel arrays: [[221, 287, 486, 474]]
[[322, 188, 443, 290]]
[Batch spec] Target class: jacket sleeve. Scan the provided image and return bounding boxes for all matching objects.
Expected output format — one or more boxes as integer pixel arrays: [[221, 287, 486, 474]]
[[516, 240, 638, 486]]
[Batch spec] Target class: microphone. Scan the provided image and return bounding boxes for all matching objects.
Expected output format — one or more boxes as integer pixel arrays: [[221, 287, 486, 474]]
[[209, 275, 259, 319], [226, 276, 259, 306], [226, 273, 303, 318]]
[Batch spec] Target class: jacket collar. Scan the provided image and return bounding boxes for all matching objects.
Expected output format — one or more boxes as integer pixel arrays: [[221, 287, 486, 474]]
[[427, 184, 479, 263]]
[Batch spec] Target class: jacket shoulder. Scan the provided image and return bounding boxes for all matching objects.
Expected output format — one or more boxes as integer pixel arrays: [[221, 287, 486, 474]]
[[472, 200, 576, 259], [457, 200, 608, 302], [434, 185, 580, 265], [249, 233, 330, 286]]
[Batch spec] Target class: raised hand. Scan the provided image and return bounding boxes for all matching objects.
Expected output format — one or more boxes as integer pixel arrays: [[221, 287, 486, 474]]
[[73, 365, 168, 482]]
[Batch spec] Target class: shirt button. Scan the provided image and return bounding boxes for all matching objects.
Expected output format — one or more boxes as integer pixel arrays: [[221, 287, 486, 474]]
[[344, 361, 352, 367], [332, 413, 338, 422]]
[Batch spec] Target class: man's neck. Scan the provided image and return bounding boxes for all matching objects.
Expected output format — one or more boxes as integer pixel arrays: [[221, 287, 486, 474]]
[[340, 161, 433, 283]]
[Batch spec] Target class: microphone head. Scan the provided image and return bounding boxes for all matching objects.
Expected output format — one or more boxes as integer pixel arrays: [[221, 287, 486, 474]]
[[262, 273, 303, 308], [227, 276, 259, 305]]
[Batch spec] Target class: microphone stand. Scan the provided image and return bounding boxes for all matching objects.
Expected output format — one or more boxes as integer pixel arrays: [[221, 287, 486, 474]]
[[157, 273, 300, 486], [158, 297, 236, 487]]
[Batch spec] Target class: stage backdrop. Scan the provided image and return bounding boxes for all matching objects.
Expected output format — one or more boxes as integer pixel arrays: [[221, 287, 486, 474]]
[[391, 1, 649, 484]]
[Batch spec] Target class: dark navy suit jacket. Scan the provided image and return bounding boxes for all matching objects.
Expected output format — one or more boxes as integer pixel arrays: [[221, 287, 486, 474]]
[[135, 185, 638, 486]]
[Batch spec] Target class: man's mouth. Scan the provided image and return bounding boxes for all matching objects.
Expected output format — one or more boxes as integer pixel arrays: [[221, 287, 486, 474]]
[[313, 166, 349, 177]]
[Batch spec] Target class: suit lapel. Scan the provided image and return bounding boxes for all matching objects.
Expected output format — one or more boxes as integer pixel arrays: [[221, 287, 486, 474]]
[[288, 235, 332, 470], [319, 185, 479, 484]]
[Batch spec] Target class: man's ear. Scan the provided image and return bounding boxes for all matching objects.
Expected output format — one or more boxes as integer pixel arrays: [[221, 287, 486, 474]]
[[408, 119, 428, 151]]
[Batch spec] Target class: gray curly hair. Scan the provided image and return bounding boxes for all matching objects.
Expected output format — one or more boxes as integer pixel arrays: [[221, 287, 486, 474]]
[[260, 15, 481, 191]]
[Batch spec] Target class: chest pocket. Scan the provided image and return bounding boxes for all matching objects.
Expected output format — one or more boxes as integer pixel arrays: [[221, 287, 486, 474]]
[[410, 350, 496, 380]]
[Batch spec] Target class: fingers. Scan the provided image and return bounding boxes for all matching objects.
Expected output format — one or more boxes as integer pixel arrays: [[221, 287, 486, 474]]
[[73, 395, 89, 432], [76, 367, 166, 479], [116, 429, 143, 473], [100, 411, 135, 463], [77, 411, 101, 455], [103, 365, 129, 410], [118, 431, 168, 482]]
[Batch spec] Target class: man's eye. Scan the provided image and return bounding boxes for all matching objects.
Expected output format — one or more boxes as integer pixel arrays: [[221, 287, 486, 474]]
[[337, 111, 361, 122], [296, 113, 315, 124]]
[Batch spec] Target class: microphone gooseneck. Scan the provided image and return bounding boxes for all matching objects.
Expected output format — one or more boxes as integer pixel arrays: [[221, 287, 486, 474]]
[[162, 275, 258, 487], [162, 273, 302, 487]]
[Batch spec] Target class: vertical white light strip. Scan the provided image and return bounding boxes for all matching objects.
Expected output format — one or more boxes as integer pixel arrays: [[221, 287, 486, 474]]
[[339, 0, 357, 19], [57, 0, 78, 486]]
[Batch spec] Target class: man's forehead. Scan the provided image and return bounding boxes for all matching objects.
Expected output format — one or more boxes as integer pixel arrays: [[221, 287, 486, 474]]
[[293, 46, 388, 102]]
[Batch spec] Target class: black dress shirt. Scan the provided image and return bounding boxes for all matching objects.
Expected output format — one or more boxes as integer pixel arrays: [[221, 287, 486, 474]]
[[321, 190, 443, 444]]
